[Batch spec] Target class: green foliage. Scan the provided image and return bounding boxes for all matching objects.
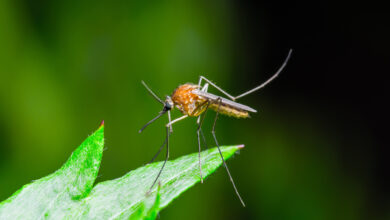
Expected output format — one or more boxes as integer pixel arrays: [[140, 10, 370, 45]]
[[0, 124, 242, 219]]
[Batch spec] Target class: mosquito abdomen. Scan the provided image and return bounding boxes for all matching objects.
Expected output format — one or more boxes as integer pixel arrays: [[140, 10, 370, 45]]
[[210, 103, 250, 118]]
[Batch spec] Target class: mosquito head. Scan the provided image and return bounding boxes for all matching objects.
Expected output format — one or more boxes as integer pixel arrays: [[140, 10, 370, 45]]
[[163, 96, 174, 111]]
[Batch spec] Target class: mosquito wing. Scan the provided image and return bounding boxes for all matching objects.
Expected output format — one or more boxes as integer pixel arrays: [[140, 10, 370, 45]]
[[192, 89, 257, 113]]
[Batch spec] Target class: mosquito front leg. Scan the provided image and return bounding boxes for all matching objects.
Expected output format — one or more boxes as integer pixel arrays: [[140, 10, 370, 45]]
[[148, 110, 173, 164], [212, 98, 246, 207], [168, 111, 173, 133], [148, 126, 170, 192], [147, 136, 168, 164]]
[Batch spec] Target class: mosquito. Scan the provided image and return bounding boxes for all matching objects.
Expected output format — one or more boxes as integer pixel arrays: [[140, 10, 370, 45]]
[[139, 49, 292, 207]]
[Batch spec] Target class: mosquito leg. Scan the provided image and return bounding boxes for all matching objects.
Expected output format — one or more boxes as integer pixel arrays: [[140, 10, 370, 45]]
[[212, 98, 246, 207], [200, 128, 208, 149], [234, 49, 292, 99], [201, 83, 209, 92], [166, 115, 188, 128], [196, 128, 203, 183], [148, 109, 172, 164], [198, 76, 236, 100], [196, 103, 210, 183], [149, 126, 170, 192], [168, 111, 173, 133], [199, 49, 292, 101], [149, 112, 181, 192], [147, 136, 167, 164], [149, 113, 190, 191]]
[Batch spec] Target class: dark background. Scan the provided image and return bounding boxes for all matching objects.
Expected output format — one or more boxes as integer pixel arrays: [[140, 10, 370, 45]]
[[234, 1, 388, 219], [0, 0, 388, 219]]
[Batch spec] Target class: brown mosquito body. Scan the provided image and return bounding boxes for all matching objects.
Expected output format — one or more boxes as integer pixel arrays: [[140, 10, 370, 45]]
[[170, 84, 207, 117], [171, 84, 254, 118], [139, 49, 292, 207]]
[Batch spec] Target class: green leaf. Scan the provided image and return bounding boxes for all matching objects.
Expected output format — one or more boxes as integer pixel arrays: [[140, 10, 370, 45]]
[[0, 123, 243, 220], [128, 184, 161, 220], [0, 123, 105, 219]]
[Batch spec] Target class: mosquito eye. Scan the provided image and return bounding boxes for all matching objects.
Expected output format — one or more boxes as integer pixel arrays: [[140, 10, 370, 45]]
[[164, 102, 172, 110]]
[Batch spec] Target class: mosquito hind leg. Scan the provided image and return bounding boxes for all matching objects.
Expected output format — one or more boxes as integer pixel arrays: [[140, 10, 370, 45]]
[[234, 49, 292, 99], [198, 49, 292, 101], [212, 98, 246, 207], [198, 76, 236, 100]]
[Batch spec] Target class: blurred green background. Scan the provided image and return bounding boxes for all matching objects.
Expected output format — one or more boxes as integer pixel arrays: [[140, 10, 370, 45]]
[[0, 0, 387, 219]]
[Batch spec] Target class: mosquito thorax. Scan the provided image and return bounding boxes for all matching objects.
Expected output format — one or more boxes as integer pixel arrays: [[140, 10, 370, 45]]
[[170, 84, 207, 116]]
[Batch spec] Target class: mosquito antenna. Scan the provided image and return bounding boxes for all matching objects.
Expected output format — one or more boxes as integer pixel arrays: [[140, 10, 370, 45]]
[[235, 49, 293, 100], [141, 81, 164, 105], [139, 110, 167, 133]]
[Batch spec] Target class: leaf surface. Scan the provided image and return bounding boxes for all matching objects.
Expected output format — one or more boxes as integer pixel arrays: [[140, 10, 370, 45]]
[[0, 124, 242, 220]]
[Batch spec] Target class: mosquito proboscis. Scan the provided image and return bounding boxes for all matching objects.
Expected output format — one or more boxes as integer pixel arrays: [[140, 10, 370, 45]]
[[139, 49, 293, 207]]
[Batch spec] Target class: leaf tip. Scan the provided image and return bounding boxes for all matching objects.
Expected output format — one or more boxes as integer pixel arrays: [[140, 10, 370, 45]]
[[237, 144, 245, 149], [99, 120, 104, 128]]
